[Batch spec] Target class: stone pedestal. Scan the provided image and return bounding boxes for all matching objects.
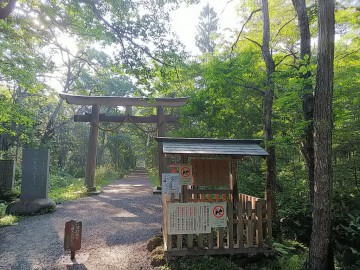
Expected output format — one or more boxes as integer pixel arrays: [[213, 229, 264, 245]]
[[0, 160, 15, 192], [6, 149, 55, 215]]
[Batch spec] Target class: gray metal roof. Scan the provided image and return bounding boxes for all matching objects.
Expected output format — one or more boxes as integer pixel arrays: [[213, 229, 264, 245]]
[[156, 137, 268, 157]]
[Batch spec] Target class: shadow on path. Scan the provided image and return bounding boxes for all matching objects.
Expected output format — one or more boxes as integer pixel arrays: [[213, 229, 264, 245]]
[[0, 170, 162, 270]]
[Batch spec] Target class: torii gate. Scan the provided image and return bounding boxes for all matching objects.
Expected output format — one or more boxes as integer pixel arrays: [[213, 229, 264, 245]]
[[59, 93, 188, 192]]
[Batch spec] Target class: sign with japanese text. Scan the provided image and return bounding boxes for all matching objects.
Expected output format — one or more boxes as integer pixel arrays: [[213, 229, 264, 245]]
[[162, 173, 180, 199], [167, 203, 211, 234], [64, 220, 82, 252]]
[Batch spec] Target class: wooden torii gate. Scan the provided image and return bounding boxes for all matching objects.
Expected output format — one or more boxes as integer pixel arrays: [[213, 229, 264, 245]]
[[59, 93, 188, 192]]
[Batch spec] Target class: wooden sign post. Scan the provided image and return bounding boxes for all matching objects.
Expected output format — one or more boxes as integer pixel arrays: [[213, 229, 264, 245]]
[[64, 220, 82, 259]]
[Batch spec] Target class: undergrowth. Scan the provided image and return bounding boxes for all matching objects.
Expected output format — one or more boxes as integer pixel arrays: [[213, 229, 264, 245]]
[[147, 167, 159, 187], [178, 256, 238, 270]]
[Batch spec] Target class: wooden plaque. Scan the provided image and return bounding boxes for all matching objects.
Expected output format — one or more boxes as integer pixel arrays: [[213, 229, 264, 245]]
[[64, 220, 82, 251], [191, 159, 230, 186]]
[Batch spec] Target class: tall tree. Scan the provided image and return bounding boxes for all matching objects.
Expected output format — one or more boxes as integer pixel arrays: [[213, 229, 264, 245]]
[[291, 0, 315, 207], [260, 0, 279, 239], [195, 3, 219, 54], [308, 0, 335, 269]]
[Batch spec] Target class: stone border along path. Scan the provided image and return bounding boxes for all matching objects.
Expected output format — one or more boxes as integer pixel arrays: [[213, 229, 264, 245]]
[[0, 169, 163, 270]]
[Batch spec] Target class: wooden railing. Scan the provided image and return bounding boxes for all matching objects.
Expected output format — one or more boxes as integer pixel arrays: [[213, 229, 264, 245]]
[[162, 191, 273, 257]]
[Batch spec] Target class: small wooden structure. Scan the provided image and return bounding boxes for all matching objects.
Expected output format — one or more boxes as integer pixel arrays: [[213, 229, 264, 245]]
[[156, 137, 274, 257], [60, 93, 187, 191]]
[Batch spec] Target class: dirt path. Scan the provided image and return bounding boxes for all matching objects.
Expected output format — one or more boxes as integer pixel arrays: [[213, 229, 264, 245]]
[[0, 170, 163, 270]]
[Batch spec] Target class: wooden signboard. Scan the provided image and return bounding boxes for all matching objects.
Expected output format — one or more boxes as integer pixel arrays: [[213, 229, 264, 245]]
[[167, 203, 211, 234], [191, 159, 230, 186], [64, 220, 82, 259]]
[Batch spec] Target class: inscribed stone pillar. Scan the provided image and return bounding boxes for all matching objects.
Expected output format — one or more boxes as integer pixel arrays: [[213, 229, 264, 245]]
[[5, 149, 55, 215], [0, 160, 15, 191], [21, 149, 50, 199]]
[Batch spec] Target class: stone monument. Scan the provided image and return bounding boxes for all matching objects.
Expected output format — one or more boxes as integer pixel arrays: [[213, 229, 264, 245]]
[[6, 149, 55, 215], [0, 160, 15, 192]]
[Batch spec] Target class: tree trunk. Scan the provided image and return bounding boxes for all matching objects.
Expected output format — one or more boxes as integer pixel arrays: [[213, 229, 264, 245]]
[[0, 0, 16, 19], [308, 0, 335, 269], [261, 0, 279, 239], [292, 0, 315, 207]]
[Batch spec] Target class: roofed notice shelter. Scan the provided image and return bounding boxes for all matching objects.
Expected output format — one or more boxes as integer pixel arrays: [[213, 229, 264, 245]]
[[156, 137, 273, 257]]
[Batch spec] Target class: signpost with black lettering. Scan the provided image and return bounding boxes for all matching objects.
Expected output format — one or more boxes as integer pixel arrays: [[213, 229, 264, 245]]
[[64, 220, 82, 259]]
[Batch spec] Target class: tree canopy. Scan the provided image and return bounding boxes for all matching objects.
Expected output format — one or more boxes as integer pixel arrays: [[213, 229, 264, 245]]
[[0, 0, 359, 269]]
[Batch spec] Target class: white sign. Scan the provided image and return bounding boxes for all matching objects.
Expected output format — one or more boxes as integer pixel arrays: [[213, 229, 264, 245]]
[[179, 164, 192, 185], [167, 203, 211, 234], [162, 173, 180, 199], [210, 202, 227, 228]]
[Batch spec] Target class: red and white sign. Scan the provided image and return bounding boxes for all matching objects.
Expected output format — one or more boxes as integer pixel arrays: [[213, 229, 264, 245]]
[[179, 165, 192, 185], [210, 202, 227, 228]]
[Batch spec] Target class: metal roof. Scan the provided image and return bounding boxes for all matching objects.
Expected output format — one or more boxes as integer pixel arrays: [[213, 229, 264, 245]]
[[156, 137, 268, 157]]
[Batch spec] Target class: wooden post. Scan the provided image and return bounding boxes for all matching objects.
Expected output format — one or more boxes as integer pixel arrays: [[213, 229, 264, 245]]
[[256, 200, 263, 246], [157, 106, 166, 187], [85, 104, 100, 191]]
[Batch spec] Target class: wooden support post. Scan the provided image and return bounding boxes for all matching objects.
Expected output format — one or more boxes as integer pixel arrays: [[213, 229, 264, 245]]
[[227, 200, 234, 248], [246, 201, 253, 247], [237, 194, 244, 248], [85, 104, 100, 191], [125, 105, 132, 115], [157, 106, 166, 188], [256, 200, 263, 246]]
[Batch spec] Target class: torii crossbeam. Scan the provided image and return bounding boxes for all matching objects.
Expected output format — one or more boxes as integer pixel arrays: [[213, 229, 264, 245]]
[[59, 93, 188, 192]]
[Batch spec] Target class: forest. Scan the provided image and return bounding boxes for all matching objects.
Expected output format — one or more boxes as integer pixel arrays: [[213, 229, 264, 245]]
[[0, 0, 359, 270]]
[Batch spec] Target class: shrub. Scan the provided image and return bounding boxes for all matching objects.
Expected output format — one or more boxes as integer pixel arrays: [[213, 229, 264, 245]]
[[95, 165, 125, 188]]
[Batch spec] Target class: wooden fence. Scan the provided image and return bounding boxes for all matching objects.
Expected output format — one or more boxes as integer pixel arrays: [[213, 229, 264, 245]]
[[162, 190, 273, 257]]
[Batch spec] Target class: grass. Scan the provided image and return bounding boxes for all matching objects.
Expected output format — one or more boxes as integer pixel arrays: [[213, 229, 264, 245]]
[[147, 167, 159, 187], [0, 190, 20, 227]]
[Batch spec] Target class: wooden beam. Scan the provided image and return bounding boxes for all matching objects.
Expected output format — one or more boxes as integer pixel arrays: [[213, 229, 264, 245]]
[[164, 246, 274, 257], [85, 104, 100, 191], [74, 114, 178, 123], [59, 93, 188, 107]]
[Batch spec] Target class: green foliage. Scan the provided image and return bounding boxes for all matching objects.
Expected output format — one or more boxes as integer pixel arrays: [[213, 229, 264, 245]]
[[160, 264, 171, 270], [48, 171, 87, 203], [195, 4, 219, 54], [147, 167, 159, 187], [179, 256, 238, 270], [241, 241, 307, 270], [95, 165, 125, 188], [0, 202, 19, 227], [333, 194, 360, 269], [273, 241, 297, 255], [0, 214, 18, 227], [238, 157, 266, 198]]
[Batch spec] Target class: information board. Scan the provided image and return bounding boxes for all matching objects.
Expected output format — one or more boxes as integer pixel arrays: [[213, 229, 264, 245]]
[[167, 203, 211, 234], [162, 173, 180, 199]]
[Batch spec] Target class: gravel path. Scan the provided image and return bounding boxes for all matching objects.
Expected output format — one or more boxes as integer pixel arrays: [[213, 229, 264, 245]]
[[0, 170, 163, 270]]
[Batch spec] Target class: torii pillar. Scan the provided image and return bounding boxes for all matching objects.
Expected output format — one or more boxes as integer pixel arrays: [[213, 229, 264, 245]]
[[85, 103, 100, 191], [59, 93, 188, 193], [157, 106, 166, 188]]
